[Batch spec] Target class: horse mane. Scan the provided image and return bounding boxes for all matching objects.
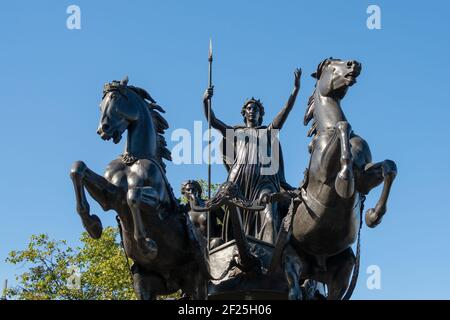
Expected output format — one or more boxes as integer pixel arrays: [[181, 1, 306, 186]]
[[304, 57, 337, 139], [304, 88, 317, 138], [128, 85, 172, 172]]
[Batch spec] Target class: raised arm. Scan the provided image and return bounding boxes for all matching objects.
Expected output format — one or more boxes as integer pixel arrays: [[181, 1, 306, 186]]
[[203, 86, 231, 136], [270, 68, 302, 130]]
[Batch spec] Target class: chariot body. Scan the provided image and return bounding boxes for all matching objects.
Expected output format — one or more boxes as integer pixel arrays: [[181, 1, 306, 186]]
[[188, 181, 326, 300]]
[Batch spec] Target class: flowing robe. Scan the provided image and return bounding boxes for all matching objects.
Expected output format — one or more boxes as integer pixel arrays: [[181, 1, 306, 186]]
[[221, 125, 292, 244]]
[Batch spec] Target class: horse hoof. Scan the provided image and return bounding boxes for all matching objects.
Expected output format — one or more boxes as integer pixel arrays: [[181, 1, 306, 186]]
[[365, 208, 383, 228], [335, 170, 355, 199], [82, 214, 103, 239], [137, 237, 158, 260]]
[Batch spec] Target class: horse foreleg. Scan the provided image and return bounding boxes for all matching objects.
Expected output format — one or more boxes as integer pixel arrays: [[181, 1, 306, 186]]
[[127, 187, 159, 260], [70, 161, 103, 238], [335, 121, 355, 199], [70, 161, 124, 238], [362, 160, 397, 228]]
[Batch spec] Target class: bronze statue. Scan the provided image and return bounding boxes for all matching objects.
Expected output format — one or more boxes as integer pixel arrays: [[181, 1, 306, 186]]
[[69, 55, 397, 300], [70, 77, 208, 299], [202, 68, 301, 244], [289, 58, 397, 299]]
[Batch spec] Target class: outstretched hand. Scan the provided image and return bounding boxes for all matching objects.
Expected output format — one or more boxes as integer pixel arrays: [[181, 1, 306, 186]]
[[294, 68, 302, 89]]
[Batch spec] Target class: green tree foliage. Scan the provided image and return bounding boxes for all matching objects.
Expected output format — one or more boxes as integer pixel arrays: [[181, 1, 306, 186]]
[[6, 180, 220, 300], [6, 227, 135, 300], [198, 179, 220, 200]]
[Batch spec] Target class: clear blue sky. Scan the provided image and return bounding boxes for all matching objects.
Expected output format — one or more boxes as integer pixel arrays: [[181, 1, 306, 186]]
[[0, 0, 449, 299]]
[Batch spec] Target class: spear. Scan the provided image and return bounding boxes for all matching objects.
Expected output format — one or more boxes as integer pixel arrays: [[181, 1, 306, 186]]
[[207, 38, 213, 252]]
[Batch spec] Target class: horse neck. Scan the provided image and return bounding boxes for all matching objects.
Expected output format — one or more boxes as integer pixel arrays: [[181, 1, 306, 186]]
[[125, 101, 157, 160], [313, 83, 347, 132]]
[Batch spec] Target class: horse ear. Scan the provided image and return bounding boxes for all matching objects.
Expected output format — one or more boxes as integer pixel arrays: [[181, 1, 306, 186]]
[[312, 58, 332, 79], [120, 76, 129, 86]]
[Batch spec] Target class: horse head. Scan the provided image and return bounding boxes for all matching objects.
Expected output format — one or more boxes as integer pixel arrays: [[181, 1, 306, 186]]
[[97, 76, 156, 144], [312, 58, 361, 100], [97, 76, 133, 143]]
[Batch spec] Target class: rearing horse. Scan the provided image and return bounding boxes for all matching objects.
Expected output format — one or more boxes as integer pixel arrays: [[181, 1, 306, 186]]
[[290, 58, 397, 299], [70, 77, 208, 299]]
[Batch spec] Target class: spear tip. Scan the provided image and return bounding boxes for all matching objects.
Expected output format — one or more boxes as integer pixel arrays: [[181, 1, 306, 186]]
[[209, 38, 213, 60]]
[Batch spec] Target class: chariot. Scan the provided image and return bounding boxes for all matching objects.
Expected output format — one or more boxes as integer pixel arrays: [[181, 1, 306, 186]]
[[188, 181, 325, 300]]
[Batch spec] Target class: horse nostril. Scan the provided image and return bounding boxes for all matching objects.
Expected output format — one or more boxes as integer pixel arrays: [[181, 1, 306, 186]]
[[347, 61, 353, 67], [102, 124, 110, 132]]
